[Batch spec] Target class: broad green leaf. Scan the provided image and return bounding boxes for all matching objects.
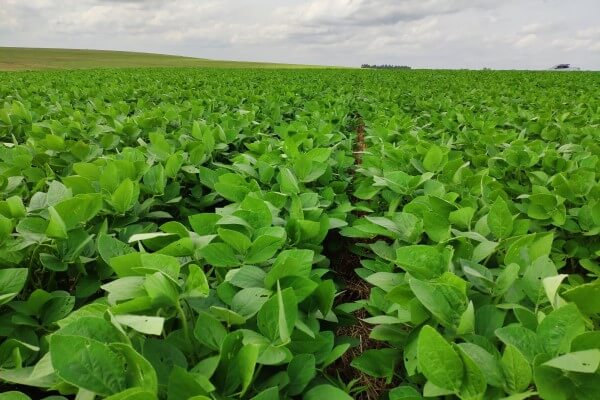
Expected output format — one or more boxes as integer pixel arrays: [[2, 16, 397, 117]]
[[488, 197, 513, 239], [144, 272, 179, 306], [396, 245, 445, 279], [409, 277, 468, 328], [199, 242, 240, 267], [417, 325, 463, 392], [46, 206, 68, 239], [304, 384, 352, 400], [257, 287, 297, 343], [543, 350, 600, 373], [194, 311, 227, 351], [111, 179, 139, 214], [114, 315, 165, 335], [278, 167, 299, 194], [183, 264, 209, 298], [351, 348, 399, 381], [217, 228, 251, 254], [110, 342, 158, 394], [562, 280, 600, 315], [457, 345, 487, 400], [245, 234, 285, 264], [501, 345, 532, 393], [0, 268, 28, 305], [287, 354, 316, 395], [167, 366, 214, 400], [458, 343, 504, 388], [537, 303, 585, 356], [495, 325, 541, 363], [50, 335, 127, 396], [423, 145, 444, 172]]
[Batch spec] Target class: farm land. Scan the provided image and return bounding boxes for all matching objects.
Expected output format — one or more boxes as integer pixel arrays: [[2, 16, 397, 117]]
[[1, 64, 600, 400]]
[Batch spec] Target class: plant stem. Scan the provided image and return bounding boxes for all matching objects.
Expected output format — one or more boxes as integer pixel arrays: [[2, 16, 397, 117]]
[[176, 300, 192, 349]]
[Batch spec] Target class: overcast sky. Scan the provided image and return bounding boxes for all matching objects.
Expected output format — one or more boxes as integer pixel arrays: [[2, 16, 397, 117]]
[[1, 0, 599, 69]]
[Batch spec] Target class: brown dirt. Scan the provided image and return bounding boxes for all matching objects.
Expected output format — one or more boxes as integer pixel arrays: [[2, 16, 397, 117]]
[[321, 111, 395, 399], [354, 116, 366, 166], [330, 307, 390, 400], [324, 231, 393, 400]]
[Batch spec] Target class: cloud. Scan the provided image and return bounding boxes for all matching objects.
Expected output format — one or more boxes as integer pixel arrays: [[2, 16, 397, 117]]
[[51, 1, 221, 36], [0, 0, 599, 68], [514, 33, 538, 48], [289, 0, 497, 27]]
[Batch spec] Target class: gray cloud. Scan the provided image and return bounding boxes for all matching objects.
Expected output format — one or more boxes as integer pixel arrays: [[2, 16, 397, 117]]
[[1, 0, 599, 69], [291, 0, 499, 27]]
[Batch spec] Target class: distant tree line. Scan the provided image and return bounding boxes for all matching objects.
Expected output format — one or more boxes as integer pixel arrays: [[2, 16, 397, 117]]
[[361, 64, 411, 69]]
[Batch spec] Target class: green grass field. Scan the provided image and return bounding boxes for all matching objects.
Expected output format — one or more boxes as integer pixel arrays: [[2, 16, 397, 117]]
[[0, 47, 326, 71]]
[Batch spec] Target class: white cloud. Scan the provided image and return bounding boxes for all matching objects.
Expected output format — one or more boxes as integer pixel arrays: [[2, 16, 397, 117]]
[[514, 33, 538, 48], [290, 0, 497, 26]]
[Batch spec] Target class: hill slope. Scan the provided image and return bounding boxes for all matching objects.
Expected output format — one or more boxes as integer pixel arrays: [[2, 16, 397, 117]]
[[0, 47, 325, 71]]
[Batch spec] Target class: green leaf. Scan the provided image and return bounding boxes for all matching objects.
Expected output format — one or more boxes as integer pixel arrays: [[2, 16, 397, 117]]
[[277, 283, 295, 342], [188, 213, 221, 236], [264, 249, 313, 289], [231, 287, 271, 318], [50, 335, 127, 396], [46, 206, 68, 239], [457, 345, 487, 400], [114, 314, 165, 335], [543, 350, 600, 373], [55, 316, 127, 344], [0, 353, 57, 388], [417, 325, 463, 392], [226, 265, 266, 288], [488, 197, 513, 239], [257, 286, 297, 343], [495, 325, 541, 363], [167, 366, 214, 400], [321, 343, 351, 368], [304, 384, 353, 400], [224, 344, 259, 396], [351, 348, 399, 380], [245, 234, 285, 264], [143, 164, 166, 195], [314, 279, 336, 316], [494, 263, 520, 298], [110, 252, 181, 279], [110, 342, 158, 394], [458, 343, 504, 388], [279, 167, 299, 194], [199, 242, 240, 267], [409, 277, 468, 328], [183, 264, 209, 298], [54, 193, 103, 229], [6, 195, 26, 218], [217, 228, 251, 254], [396, 245, 445, 279], [0, 392, 30, 400], [287, 354, 316, 395], [562, 280, 600, 315], [98, 233, 134, 265], [537, 304, 585, 356], [111, 178, 139, 214], [142, 339, 187, 389], [423, 145, 444, 172], [388, 385, 423, 400], [144, 272, 179, 306], [501, 345, 532, 393], [105, 388, 157, 400], [194, 311, 227, 351], [0, 268, 28, 305]]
